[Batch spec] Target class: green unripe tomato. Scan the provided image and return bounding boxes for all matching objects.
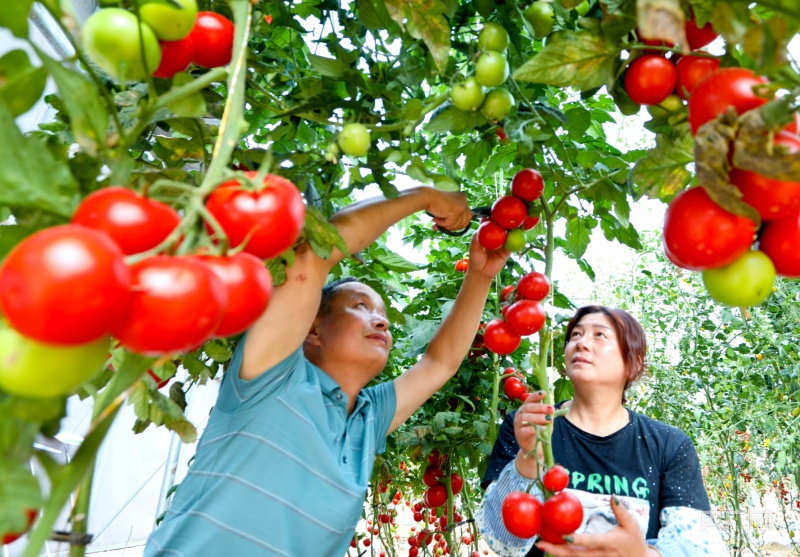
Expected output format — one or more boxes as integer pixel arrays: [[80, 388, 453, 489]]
[[0, 324, 109, 398], [478, 22, 510, 52], [481, 88, 515, 121], [504, 228, 527, 252], [450, 77, 486, 111], [337, 123, 371, 157], [702, 250, 776, 307], [139, 0, 198, 41], [575, 0, 591, 16], [82, 8, 162, 81], [475, 51, 509, 87], [525, 1, 555, 39], [646, 94, 684, 118]]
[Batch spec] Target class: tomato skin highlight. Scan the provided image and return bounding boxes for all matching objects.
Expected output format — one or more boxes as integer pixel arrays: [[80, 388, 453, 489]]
[[484, 318, 521, 355], [542, 490, 584, 534], [189, 12, 234, 68], [688, 68, 769, 135], [501, 491, 542, 538], [542, 465, 570, 493], [662, 187, 756, 271], [504, 300, 545, 336], [193, 253, 273, 337], [517, 272, 550, 301], [0, 225, 131, 345], [624, 54, 677, 106], [111, 256, 227, 356], [511, 168, 544, 202], [205, 173, 306, 260], [72, 186, 181, 255]]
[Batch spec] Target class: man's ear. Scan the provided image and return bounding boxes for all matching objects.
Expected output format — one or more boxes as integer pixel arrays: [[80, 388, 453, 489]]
[[305, 316, 323, 347]]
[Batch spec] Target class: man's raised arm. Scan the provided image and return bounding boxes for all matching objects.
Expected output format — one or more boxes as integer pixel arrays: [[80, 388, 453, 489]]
[[240, 186, 473, 379]]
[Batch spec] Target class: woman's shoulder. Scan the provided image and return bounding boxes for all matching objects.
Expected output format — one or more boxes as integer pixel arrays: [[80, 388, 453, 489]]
[[629, 409, 695, 447]]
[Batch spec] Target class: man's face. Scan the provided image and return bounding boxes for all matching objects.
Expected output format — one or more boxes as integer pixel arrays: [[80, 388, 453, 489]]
[[308, 282, 393, 373]]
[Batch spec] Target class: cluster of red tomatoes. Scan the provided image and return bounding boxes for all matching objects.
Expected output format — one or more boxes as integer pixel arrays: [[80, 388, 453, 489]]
[[478, 168, 544, 254], [502, 464, 583, 544], [661, 65, 800, 306], [420, 455, 465, 514], [483, 271, 550, 356], [502, 367, 529, 403], [450, 23, 516, 122], [0, 173, 304, 398], [82, 0, 234, 82], [625, 14, 719, 107]]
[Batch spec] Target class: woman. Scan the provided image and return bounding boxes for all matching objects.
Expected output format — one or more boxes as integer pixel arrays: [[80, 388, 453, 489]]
[[476, 306, 726, 557]]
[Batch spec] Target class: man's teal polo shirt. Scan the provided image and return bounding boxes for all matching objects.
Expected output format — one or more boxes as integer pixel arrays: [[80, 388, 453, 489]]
[[144, 339, 396, 556]]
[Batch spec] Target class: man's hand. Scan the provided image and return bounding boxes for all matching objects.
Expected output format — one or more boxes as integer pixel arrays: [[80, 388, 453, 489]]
[[535, 496, 654, 557], [427, 190, 473, 233]]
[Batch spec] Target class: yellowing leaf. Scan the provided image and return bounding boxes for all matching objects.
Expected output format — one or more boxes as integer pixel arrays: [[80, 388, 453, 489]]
[[384, 0, 451, 73]]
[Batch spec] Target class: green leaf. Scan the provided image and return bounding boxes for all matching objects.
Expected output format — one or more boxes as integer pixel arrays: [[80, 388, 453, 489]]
[[307, 54, 349, 78], [37, 51, 109, 157], [0, 225, 35, 261], [384, 0, 451, 73], [0, 0, 32, 38], [0, 50, 47, 118], [0, 101, 78, 217], [304, 206, 349, 260], [166, 74, 207, 118], [425, 106, 488, 134], [513, 31, 619, 91], [565, 217, 593, 259], [0, 460, 41, 533], [203, 340, 233, 363], [357, 0, 398, 30], [629, 131, 694, 201], [372, 250, 419, 272]]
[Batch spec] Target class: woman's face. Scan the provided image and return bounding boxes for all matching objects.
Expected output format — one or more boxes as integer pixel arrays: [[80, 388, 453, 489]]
[[564, 312, 627, 391]]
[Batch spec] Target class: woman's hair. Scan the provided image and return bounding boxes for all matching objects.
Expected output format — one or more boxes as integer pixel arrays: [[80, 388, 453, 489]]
[[565, 305, 647, 396]]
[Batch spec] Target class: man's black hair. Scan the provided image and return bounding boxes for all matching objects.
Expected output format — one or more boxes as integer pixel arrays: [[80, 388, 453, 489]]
[[319, 277, 363, 317]]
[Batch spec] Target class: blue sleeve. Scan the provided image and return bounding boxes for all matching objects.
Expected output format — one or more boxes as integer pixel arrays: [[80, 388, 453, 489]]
[[360, 381, 396, 454], [215, 337, 305, 412], [647, 507, 727, 556], [476, 459, 543, 557]]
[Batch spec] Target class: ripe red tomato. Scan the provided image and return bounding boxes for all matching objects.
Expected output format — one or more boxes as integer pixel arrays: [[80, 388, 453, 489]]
[[501, 284, 516, 301], [542, 491, 584, 534], [501, 491, 542, 538], [455, 258, 469, 272], [72, 186, 181, 255], [428, 449, 444, 465], [542, 465, 570, 493], [111, 256, 227, 355], [423, 484, 448, 508], [450, 473, 464, 495], [484, 318, 521, 355], [491, 195, 528, 229], [662, 187, 756, 270], [503, 376, 528, 401], [688, 68, 769, 135], [423, 465, 444, 488], [477, 220, 508, 251], [538, 523, 568, 544], [759, 210, 800, 277], [153, 36, 194, 78], [0, 225, 130, 345], [189, 12, 234, 68], [205, 172, 305, 260], [523, 215, 541, 230], [511, 168, 545, 202], [730, 132, 800, 221], [2, 508, 38, 545], [517, 271, 550, 301], [675, 55, 720, 100], [685, 17, 718, 50], [193, 252, 273, 337], [624, 54, 677, 106], [505, 300, 545, 336]]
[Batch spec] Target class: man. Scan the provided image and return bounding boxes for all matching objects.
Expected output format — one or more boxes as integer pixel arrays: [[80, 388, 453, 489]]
[[144, 186, 509, 556]]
